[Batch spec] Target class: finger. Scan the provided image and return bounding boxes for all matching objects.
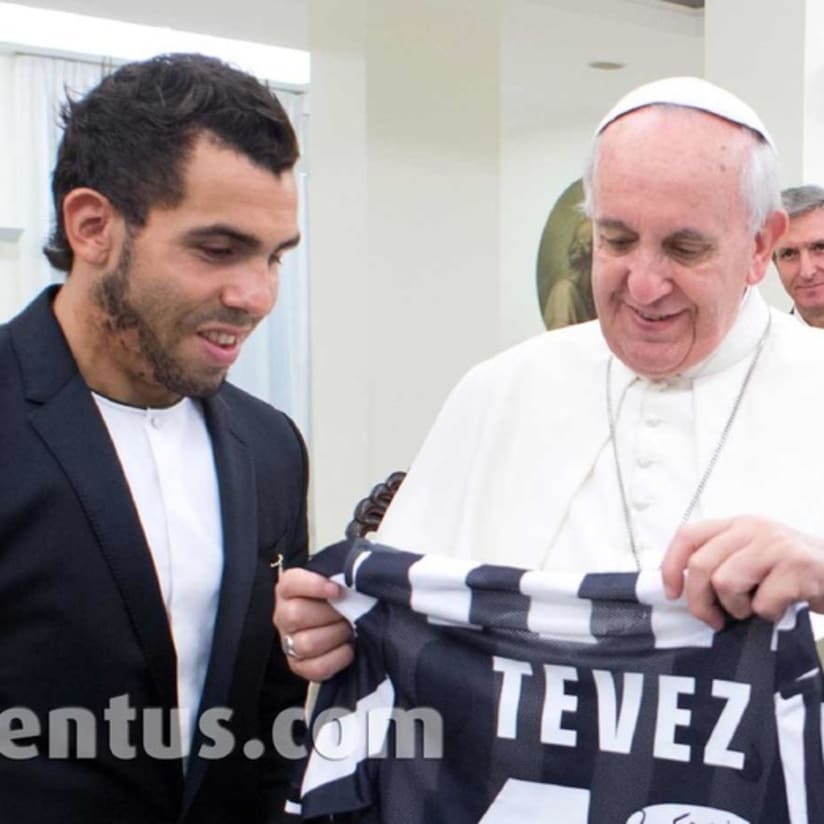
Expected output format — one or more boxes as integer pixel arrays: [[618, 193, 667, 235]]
[[285, 642, 355, 683], [750, 550, 824, 622], [275, 596, 346, 637], [277, 568, 342, 601], [661, 518, 733, 598], [749, 572, 800, 623], [286, 619, 354, 661], [706, 544, 775, 621], [678, 526, 744, 630], [683, 585, 727, 631]]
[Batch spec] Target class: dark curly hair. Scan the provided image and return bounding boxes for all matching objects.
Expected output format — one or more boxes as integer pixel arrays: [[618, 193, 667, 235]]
[[45, 53, 300, 272]]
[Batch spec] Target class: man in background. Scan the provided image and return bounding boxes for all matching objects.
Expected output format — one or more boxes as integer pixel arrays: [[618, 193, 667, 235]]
[[0, 53, 307, 822], [774, 184, 824, 327]]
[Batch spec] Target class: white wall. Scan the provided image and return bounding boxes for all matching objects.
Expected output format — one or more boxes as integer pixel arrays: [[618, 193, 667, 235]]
[[304, 0, 370, 547], [500, 121, 592, 350], [308, 0, 502, 546]]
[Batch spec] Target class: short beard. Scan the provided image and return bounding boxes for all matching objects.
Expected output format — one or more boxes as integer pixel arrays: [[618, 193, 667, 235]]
[[94, 234, 226, 400]]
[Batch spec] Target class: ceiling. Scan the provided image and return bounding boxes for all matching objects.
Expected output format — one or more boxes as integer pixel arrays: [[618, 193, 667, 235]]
[[6, 0, 703, 132], [7, 0, 310, 52], [503, 0, 703, 131]]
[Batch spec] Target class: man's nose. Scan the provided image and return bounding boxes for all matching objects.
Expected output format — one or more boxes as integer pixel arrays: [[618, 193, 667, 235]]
[[799, 248, 822, 280], [220, 263, 278, 320], [624, 251, 674, 305]]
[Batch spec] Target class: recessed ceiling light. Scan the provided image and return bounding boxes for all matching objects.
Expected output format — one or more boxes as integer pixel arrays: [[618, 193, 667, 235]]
[[588, 61, 626, 71]]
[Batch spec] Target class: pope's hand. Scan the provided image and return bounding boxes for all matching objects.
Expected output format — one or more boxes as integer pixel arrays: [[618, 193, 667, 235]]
[[274, 568, 354, 682], [661, 516, 824, 629]]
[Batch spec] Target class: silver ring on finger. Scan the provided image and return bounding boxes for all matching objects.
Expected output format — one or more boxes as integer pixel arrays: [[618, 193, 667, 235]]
[[281, 633, 304, 661]]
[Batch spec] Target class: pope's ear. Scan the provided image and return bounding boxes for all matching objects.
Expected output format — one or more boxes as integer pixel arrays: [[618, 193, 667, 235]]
[[747, 208, 789, 286], [62, 188, 123, 268]]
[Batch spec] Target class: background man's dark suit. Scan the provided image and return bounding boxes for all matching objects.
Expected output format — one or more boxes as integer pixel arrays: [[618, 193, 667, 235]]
[[0, 287, 308, 823]]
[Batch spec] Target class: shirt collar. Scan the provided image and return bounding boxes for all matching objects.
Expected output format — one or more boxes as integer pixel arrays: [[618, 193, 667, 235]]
[[791, 305, 810, 326], [683, 286, 770, 378], [92, 391, 193, 418]]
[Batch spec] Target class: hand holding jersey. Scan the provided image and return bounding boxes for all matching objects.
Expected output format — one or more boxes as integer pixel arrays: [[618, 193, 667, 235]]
[[274, 568, 353, 682], [663, 516, 824, 630]]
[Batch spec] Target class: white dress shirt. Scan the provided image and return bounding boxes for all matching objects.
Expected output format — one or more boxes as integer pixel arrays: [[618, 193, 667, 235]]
[[94, 394, 223, 755]]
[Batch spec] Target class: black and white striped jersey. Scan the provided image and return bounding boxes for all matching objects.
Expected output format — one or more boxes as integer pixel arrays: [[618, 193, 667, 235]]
[[292, 539, 824, 823]]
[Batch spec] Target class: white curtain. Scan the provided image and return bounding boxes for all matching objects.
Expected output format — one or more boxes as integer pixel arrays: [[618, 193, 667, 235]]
[[230, 90, 312, 439], [10, 54, 106, 311], [9, 54, 311, 436]]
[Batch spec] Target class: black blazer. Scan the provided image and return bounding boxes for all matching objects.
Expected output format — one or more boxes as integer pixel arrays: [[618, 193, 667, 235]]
[[0, 288, 308, 823]]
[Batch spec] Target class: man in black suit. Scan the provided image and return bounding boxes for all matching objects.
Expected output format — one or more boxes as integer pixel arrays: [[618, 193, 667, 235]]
[[0, 53, 308, 822]]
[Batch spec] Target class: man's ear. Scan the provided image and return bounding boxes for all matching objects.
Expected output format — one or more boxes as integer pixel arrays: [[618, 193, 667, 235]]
[[62, 188, 124, 268], [747, 208, 789, 286]]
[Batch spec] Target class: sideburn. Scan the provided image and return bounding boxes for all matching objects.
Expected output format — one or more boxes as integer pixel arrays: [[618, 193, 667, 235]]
[[94, 232, 139, 332]]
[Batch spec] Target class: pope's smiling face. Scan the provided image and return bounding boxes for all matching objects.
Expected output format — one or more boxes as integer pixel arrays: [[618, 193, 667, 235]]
[[590, 106, 774, 378]]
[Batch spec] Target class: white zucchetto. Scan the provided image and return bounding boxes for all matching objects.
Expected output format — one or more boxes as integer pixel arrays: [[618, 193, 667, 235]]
[[596, 76, 775, 149]]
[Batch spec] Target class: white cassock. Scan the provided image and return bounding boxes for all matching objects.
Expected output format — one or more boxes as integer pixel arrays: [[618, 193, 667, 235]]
[[377, 288, 824, 634]]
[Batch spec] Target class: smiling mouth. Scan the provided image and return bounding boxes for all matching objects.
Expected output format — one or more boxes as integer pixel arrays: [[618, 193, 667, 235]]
[[630, 306, 682, 322], [199, 331, 240, 348]]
